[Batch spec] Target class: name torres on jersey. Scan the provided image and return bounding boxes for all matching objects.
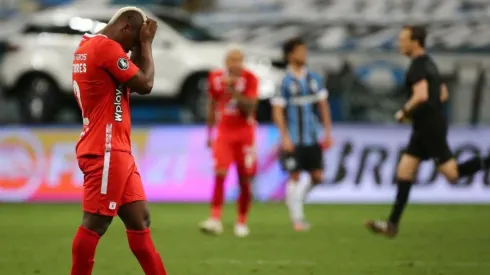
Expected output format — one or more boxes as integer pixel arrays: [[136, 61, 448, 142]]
[[73, 54, 88, 74]]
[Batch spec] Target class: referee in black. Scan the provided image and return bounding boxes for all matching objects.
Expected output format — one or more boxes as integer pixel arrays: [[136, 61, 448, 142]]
[[365, 25, 490, 238]]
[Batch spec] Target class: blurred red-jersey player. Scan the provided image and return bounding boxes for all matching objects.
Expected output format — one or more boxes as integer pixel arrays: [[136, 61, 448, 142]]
[[199, 49, 259, 237], [70, 7, 167, 275]]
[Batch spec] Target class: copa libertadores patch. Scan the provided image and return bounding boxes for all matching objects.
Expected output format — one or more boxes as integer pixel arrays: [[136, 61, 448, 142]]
[[117, 58, 129, 70]]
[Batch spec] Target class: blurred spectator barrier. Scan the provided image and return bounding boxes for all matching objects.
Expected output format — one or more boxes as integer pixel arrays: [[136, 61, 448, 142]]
[[0, 125, 489, 203], [263, 53, 490, 125], [196, 0, 490, 52]]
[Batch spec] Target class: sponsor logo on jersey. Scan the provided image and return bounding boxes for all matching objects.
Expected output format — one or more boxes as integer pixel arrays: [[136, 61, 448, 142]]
[[289, 94, 319, 105], [114, 87, 123, 122], [117, 58, 129, 70]]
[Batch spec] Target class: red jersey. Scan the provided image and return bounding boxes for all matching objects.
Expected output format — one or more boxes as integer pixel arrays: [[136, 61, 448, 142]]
[[208, 69, 258, 132], [72, 34, 139, 157]]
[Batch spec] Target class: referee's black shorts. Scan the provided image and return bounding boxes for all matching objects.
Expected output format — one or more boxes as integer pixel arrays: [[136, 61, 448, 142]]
[[404, 122, 453, 165], [279, 143, 324, 173]]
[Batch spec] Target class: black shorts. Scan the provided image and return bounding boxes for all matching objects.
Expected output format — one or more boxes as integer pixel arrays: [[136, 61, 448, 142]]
[[279, 144, 324, 173], [405, 123, 453, 165]]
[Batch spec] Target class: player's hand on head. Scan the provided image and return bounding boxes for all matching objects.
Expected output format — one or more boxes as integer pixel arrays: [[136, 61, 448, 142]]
[[140, 18, 158, 44]]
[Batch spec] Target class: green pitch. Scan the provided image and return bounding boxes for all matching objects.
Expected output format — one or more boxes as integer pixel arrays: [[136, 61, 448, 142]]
[[1, 204, 489, 275]]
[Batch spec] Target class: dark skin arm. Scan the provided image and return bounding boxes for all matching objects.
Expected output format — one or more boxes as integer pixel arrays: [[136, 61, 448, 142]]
[[128, 45, 143, 94], [124, 19, 157, 95], [126, 41, 154, 95]]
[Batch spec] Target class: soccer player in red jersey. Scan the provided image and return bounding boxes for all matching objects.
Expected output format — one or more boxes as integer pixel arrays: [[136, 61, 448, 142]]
[[70, 7, 167, 275], [199, 48, 259, 237]]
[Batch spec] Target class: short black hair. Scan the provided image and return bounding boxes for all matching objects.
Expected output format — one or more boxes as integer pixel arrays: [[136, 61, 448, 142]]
[[282, 37, 305, 62], [118, 10, 145, 29], [403, 25, 427, 47]]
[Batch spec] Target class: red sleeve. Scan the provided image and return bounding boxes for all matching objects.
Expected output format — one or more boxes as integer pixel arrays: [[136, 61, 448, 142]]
[[97, 38, 139, 83], [208, 72, 219, 100], [244, 71, 258, 99]]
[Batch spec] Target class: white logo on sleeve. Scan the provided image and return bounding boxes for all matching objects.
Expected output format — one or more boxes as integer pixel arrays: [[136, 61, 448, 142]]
[[109, 201, 117, 210], [117, 58, 129, 70]]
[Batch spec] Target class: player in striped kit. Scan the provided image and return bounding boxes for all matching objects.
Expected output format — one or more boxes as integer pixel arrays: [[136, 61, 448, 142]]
[[271, 37, 333, 231]]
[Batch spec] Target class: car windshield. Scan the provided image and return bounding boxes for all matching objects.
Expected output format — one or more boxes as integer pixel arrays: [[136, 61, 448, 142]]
[[156, 15, 221, 42]]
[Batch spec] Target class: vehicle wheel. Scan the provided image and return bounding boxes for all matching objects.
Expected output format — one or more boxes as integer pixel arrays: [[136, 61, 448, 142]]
[[183, 73, 209, 122], [16, 74, 62, 123]]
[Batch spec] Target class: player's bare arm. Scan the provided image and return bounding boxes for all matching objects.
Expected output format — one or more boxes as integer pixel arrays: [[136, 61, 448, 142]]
[[272, 105, 294, 152], [130, 45, 141, 66], [440, 83, 449, 102], [125, 18, 158, 95], [128, 46, 142, 93], [206, 98, 217, 147], [317, 98, 333, 148], [395, 79, 429, 122]]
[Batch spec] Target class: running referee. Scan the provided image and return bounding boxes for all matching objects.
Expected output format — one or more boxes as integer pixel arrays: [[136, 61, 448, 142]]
[[366, 25, 490, 238]]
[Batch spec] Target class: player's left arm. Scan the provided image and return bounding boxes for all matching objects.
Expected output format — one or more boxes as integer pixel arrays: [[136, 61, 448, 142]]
[[230, 73, 258, 115], [129, 46, 142, 94], [315, 75, 333, 147], [404, 79, 429, 112]]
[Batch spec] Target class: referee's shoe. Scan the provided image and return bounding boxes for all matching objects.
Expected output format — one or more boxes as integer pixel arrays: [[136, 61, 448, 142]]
[[364, 220, 398, 238]]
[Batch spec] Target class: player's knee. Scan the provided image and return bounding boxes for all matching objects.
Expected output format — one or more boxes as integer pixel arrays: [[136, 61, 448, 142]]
[[143, 210, 151, 228], [311, 175, 323, 185], [82, 212, 113, 236], [438, 159, 459, 183], [239, 179, 251, 191], [397, 155, 419, 180], [446, 176, 458, 184], [396, 166, 416, 181], [119, 201, 151, 230], [310, 170, 324, 185], [215, 169, 227, 177], [131, 207, 151, 230], [443, 171, 459, 184], [289, 172, 300, 182], [238, 174, 252, 184]]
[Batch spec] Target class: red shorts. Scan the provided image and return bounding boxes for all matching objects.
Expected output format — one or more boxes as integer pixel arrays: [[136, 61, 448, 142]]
[[77, 151, 146, 217], [213, 129, 256, 176]]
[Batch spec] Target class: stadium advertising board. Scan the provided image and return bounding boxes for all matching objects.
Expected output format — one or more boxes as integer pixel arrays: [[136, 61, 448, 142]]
[[0, 126, 489, 203]]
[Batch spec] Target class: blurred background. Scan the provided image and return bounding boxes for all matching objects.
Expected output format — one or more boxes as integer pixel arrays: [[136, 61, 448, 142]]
[[1, 0, 490, 203], [1, 2, 489, 274]]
